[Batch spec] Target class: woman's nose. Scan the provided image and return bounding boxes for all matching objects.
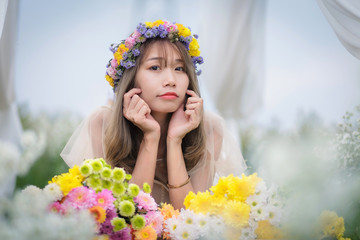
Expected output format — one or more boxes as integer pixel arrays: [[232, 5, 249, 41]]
[[163, 69, 176, 86]]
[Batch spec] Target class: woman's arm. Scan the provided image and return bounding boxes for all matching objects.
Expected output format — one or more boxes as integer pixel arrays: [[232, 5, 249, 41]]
[[122, 88, 161, 189], [167, 90, 203, 209]]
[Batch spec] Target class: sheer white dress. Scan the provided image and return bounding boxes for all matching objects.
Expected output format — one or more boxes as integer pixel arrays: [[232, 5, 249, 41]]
[[61, 106, 246, 204]]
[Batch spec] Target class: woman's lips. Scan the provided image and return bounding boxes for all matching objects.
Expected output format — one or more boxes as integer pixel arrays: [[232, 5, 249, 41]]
[[159, 92, 178, 99]]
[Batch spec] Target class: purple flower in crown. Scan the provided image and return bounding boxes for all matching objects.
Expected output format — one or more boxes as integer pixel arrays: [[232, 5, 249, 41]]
[[159, 31, 167, 38], [196, 69, 202, 76], [116, 69, 123, 78], [158, 24, 166, 31], [136, 23, 147, 35], [152, 27, 160, 37], [125, 61, 135, 69], [144, 29, 155, 39], [184, 36, 192, 44], [122, 52, 129, 61], [132, 48, 140, 57], [194, 34, 199, 39], [109, 44, 117, 54]]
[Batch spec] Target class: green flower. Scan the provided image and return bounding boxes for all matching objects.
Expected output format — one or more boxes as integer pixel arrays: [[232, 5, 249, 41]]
[[79, 163, 92, 177], [101, 179, 113, 190], [118, 200, 135, 217], [101, 167, 113, 180], [128, 183, 140, 197], [86, 175, 101, 188], [125, 174, 132, 181], [131, 214, 146, 230], [142, 182, 151, 194], [112, 167, 126, 182], [112, 182, 126, 197], [111, 217, 127, 232], [99, 158, 112, 168], [90, 159, 103, 173]]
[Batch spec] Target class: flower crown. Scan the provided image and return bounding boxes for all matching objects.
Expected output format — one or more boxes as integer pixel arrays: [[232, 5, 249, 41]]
[[105, 20, 204, 91]]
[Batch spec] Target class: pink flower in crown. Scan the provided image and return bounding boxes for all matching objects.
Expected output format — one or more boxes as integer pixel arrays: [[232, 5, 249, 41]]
[[125, 36, 136, 49], [134, 191, 157, 211], [106, 66, 117, 79], [166, 24, 177, 32], [63, 186, 96, 210], [95, 189, 116, 210], [132, 30, 141, 41], [145, 211, 163, 236], [110, 58, 118, 68]]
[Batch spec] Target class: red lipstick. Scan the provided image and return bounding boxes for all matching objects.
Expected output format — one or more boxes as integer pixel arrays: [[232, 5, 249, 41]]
[[159, 92, 178, 99]]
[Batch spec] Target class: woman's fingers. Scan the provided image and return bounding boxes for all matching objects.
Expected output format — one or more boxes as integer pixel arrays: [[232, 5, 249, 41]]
[[123, 88, 142, 109]]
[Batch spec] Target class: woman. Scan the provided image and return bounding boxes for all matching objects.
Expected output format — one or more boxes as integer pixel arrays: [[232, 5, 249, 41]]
[[61, 20, 246, 209]]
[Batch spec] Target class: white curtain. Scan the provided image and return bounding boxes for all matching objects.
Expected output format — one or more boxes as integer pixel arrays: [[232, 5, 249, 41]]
[[317, 0, 360, 60], [0, 0, 21, 196]]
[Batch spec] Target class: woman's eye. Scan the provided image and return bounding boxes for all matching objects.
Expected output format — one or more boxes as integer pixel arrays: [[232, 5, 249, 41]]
[[175, 66, 185, 71], [150, 66, 160, 70]]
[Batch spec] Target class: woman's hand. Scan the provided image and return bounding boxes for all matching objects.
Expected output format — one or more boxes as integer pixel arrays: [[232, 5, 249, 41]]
[[167, 90, 203, 142], [123, 88, 160, 139]]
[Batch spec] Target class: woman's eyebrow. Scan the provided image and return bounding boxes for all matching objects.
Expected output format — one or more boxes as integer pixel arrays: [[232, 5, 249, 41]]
[[145, 57, 164, 62]]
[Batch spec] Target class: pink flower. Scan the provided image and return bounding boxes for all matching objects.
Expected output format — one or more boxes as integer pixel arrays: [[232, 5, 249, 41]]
[[132, 31, 141, 42], [63, 186, 96, 210], [125, 37, 136, 49], [106, 66, 117, 79], [166, 24, 177, 32], [48, 201, 67, 214], [145, 211, 163, 236], [111, 58, 118, 68], [95, 189, 116, 210], [134, 191, 157, 211]]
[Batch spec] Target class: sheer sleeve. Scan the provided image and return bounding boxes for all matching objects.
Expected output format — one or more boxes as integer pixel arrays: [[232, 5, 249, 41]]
[[60, 106, 112, 167], [188, 111, 247, 193]]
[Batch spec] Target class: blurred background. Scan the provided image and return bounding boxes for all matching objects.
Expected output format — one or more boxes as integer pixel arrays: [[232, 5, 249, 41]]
[[1, 0, 360, 238]]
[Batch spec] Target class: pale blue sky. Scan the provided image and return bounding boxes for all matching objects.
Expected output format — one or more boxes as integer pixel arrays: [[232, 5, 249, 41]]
[[14, 0, 360, 129]]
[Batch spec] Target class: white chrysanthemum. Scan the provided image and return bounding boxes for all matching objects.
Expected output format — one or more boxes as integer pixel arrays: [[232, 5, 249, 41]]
[[173, 224, 199, 240], [240, 226, 257, 240], [196, 213, 211, 237], [251, 205, 269, 221], [246, 193, 267, 210], [254, 180, 267, 195], [248, 218, 259, 230], [267, 205, 283, 226], [208, 215, 225, 236], [180, 209, 198, 226], [43, 183, 63, 201], [165, 217, 181, 239]]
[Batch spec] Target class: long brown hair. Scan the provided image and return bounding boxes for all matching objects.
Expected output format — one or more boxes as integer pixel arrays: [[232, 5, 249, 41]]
[[104, 38, 205, 172]]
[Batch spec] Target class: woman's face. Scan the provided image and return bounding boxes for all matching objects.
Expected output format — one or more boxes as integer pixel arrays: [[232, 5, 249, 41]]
[[134, 41, 189, 114]]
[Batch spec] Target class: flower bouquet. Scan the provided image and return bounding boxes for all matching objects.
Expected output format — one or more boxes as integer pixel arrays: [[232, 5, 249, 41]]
[[46, 158, 162, 240], [162, 173, 286, 240]]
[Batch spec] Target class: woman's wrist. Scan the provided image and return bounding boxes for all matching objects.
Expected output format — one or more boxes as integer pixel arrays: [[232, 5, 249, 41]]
[[166, 135, 183, 146]]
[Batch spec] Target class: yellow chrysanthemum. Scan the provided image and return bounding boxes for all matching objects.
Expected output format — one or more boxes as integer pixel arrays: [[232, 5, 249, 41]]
[[183, 191, 196, 209], [153, 20, 164, 27], [133, 225, 157, 240], [318, 210, 345, 238], [48, 166, 84, 196], [186, 191, 214, 214], [228, 173, 262, 201], [145, 21, 154, 28], [105, 75, 114, 88], [114, 44, 129, 63], [210, 175, 232, 197], [189, 38, 200, 57], [255, 220, 285, 239], [222, 200, 250, 229], [175, 23, 191, 37]]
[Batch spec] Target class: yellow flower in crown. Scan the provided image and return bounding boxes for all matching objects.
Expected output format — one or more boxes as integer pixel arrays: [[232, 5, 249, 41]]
[[189, 38, 200, 57], [175, 23, 191, 37], [145, 21, 154, 28], [152, 19, 165, 27]]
